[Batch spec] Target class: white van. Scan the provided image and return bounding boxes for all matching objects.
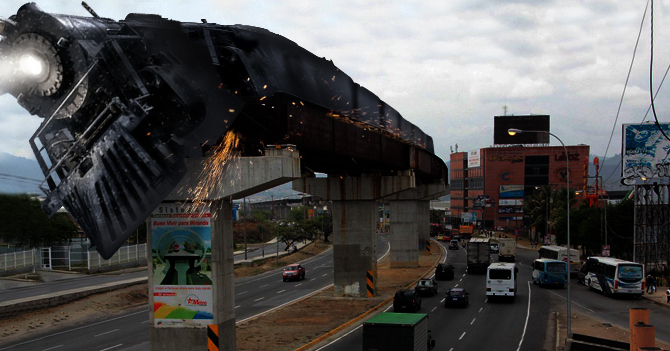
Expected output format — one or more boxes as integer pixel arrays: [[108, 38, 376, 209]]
[[486, 263, 518, 299]]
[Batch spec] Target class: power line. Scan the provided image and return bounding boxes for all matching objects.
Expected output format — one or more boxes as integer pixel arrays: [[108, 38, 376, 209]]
[[601, 0, 649, 171], [0, 172, 43, 185]]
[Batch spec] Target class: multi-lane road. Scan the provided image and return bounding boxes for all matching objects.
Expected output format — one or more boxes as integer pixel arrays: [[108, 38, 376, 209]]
[[2, 237, 669, 351], [0, 235, 390, 351], [313, 241, 670, 351]]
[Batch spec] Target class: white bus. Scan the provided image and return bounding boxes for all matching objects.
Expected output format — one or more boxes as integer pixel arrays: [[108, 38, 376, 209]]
[[538, 245, 580, 276], [582, 257, 644, 296], [486, 263, 518, 299]]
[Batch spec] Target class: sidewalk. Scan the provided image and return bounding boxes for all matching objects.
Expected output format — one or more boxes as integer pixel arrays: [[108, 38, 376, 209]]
[[643, 285, 670, 306]]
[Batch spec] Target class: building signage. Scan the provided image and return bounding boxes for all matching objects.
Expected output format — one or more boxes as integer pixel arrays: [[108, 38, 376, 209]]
[[151, 203, 214, 328], [468, 149, 481, 168], [498, 207, 523, 214], [499, 185, 524, 198], [499, 199, 523, 206], [621, 123, 670, 184], [488, 155, 523, 163]]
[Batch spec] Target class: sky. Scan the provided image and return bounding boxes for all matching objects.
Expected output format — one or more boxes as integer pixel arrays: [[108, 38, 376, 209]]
[[1, 0, 669, 164]]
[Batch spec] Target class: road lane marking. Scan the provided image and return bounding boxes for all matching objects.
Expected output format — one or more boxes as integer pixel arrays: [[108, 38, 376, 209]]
[[459, 278, 462, 282], [140, 320, 148, 324], [440, 298, 446, 303], [322, 274, 328, 277], [235, 305, 241, 308], [431, 307, 437, 312], [277, 290, 286, 294], [449, 348, 454, 351], [455, 284, 458, 287], [546, 290, 595, 313], [238, 291, 248, 295], [314, 324, 364, 351], [94, 329, 119, 337], [485, 298, 488, 303], [99, 345, 123, 351], [463, 274, 466, 277], [515, 281, 532, 351], [470, 318, 476, 325], [459, 332, 466, 340], [41, 346, 63, 351], [254, 297, 265, 302], [479, 307, 483, 313], [260, 284, 268, 288], [0, 310, 146, 351], [296, 283, 303, 287]]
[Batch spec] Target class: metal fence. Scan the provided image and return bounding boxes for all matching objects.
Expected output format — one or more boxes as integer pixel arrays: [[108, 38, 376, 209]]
[[0, 243, 147, 275], [87, 244, 148, 273], [0, 249, 37, 273]]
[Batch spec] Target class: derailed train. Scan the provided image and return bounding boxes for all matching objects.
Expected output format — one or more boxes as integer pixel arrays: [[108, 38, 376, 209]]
[[0, 3, 438, 258]]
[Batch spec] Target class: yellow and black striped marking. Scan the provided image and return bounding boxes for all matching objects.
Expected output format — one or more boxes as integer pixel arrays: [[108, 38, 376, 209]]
[[366, 270, 374, 297], [208, 324, 219, 351], [426, 240, 431, 255]]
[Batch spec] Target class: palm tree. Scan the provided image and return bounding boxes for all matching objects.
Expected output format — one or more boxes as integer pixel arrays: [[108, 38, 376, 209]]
[[524, 185, 552, 243]]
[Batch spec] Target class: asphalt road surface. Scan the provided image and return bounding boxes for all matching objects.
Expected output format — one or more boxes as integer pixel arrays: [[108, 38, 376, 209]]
[[313, 242, 670, 351], [314, 241, 551, 351], [0, 234, 390, 351]]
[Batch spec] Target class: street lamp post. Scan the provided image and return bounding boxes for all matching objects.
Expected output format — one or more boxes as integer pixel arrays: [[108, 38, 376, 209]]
[[508, 128, 572, 337]]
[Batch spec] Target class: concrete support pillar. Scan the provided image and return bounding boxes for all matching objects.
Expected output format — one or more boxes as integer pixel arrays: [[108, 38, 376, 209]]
[[385, 182, 447, 267], [293, 173, 417, 298], [331, 200, 377, 297], [211, 200, 236, 351], [389, 201, 419, 268], [417, 200, 430, 255]]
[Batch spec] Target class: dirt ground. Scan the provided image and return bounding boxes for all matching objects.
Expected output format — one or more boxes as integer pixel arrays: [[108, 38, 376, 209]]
[[236, 247, 442, 351], [0, 284, 148, 345]]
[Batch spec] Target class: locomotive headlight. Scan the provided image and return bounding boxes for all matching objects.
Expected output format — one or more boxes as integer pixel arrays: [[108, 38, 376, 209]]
[[12, 33, 63, 96], [18, 53, 44, 76]]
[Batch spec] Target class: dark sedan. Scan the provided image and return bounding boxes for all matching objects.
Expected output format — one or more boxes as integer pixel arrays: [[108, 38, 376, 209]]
[[415, 278, 438, 296], [435, 263, 455, 281], [393, 289, 422, 312], [444, 288, 469, 308], [448, 240, 460, 250]]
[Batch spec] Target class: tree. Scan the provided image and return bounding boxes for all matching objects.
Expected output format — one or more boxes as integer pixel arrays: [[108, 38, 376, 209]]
[[0, 193, 79, 248], [524, 186, 552, 240], [551, 187, 579, 246]]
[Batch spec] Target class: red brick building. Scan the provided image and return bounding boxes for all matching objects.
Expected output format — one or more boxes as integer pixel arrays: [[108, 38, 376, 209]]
[[450, 144, 590, 230]]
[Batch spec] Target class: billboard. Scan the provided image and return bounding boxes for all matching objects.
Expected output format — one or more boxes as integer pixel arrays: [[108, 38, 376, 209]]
[[499, 185, 524, 198], [151, 203, 213, 328], [494, 115, 550, 145], [468, 149, 481, 168], [621, 123, 670, 184]]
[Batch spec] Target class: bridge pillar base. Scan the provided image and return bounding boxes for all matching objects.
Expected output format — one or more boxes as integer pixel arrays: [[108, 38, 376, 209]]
[[331, 200, 377, 297], [386, 182, 447, 266]]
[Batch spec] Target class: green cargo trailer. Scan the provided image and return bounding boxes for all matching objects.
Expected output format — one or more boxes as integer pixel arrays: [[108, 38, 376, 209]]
[[362, 312, 434, 351]]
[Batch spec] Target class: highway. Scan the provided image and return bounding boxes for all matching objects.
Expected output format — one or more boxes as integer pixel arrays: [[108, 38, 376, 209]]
[[314, 242, 551, 351], [314, 242, 670, 351], [3, 237, 670, 351], [0, 234, 389, 351]]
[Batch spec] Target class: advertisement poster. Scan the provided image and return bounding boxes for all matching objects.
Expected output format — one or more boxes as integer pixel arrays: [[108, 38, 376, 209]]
[[468, 149, 481, 168], [151, 203, 213, 328], [499, 185, 524, 198], [621, 123, 670, 184]]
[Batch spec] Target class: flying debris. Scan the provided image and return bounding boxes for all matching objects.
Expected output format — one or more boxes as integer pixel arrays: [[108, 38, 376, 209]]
[[0, 3, 435, 258]]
